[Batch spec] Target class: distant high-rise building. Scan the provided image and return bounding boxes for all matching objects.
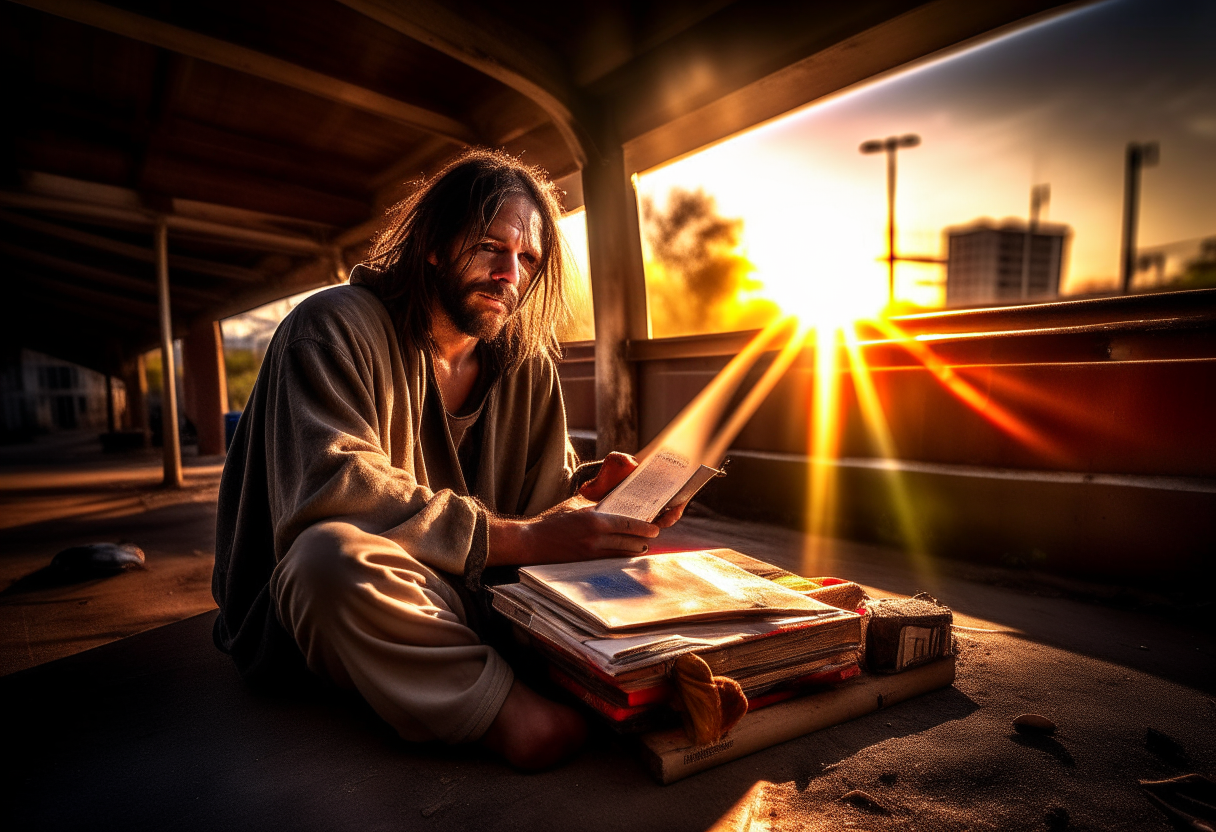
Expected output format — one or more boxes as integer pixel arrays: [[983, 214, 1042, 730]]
[[945, 219, 1070, 307]]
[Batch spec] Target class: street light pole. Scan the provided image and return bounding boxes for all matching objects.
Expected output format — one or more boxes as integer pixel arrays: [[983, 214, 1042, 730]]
[[861, 134, 920, 307], [1020, 183, 1051, 300], [1119, 141, 1159, 294]]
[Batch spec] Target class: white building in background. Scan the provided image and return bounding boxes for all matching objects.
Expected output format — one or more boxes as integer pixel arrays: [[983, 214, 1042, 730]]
[[945, 219, 1070, 307], [0, 349, 115, 437]]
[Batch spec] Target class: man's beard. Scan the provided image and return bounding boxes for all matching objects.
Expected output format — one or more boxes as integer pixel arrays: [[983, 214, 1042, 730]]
[[436, 274, 518, 341]]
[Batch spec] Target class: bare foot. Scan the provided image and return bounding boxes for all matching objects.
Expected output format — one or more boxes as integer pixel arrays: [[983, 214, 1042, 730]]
[[480, 680, 587, 770]]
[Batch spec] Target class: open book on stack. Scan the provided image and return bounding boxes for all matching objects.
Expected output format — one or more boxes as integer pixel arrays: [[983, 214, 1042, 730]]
[[490, 549, 864, 731]]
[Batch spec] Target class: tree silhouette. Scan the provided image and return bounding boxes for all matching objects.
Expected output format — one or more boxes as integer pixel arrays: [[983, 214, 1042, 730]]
[[641, 188, 777, 337]]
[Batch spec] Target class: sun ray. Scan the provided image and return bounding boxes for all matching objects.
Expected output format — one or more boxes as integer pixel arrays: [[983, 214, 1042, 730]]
[[638, 316, 800, 468], [870, 318, 1066, 461], [802, 323, 844, 577], [702, 320, 812, 466], [841, 324, 941, 585]]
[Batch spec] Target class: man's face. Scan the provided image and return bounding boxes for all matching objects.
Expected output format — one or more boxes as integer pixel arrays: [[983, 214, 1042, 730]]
[[435, 193, 543, 341]]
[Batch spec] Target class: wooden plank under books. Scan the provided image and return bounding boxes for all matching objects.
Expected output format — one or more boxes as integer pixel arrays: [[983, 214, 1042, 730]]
[[640, 657, 957, 784]]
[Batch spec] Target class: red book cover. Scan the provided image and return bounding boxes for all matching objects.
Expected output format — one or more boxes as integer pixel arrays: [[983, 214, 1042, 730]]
[[549, 666, 655, 722]]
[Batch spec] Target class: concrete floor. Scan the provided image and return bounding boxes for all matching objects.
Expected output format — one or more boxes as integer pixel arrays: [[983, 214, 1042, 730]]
[[0, 431, 222, 675], [2, 432, 1215, 830]]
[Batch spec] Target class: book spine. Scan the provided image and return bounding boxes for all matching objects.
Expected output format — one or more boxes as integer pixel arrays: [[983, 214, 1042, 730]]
[[548, 666, 653, 722]]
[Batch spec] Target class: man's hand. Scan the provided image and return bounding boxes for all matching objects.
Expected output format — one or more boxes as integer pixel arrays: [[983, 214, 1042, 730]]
[[488, 451, 661, 566], [488, 494, 660, 566], [580, 450, 689, 529]]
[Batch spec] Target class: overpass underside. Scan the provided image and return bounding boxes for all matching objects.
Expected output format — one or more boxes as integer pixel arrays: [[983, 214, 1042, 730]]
[[4, 0, 1211, 578]]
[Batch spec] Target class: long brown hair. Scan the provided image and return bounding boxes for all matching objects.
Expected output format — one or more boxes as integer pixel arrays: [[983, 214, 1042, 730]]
[[362, 149, 572, 371]]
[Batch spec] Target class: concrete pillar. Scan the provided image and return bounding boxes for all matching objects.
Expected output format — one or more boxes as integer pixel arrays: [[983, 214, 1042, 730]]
[[105, 373, 116, 433], [155, 218, 183, 488], [182, 320, 228, 456], [582, 136, 649, 456], [121, 352, 149, 439]]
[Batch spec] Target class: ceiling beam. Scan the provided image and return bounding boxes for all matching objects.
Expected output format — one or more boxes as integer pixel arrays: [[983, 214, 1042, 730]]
[[11, 0, 478, 146], [7, 286, 154, 335], [617, 0, 1080, 173], [336, 0, 590, 166], [0, 240, 220, 306], [0, 191, 326, 255], [12, 270, 162, 321], [0, 210, 264, 283], [196, 256, 341, 326]]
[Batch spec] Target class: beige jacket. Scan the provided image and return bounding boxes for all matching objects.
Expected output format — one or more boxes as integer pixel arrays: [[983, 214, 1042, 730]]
[[212, 274, 579, 678]]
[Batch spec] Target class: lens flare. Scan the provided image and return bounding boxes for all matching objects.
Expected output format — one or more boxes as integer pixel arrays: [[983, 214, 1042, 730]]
[[802, 323, 843, 576], [638, 316, 801, 469], [869, 318, 1065, 461], [840, 325, 938, 586]]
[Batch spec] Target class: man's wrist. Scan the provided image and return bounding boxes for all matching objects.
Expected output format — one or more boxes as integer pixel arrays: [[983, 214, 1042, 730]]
[[486, 515, 531, 567]]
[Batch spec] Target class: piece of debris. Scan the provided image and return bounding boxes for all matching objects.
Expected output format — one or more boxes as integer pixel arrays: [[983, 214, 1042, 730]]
[[1012, 713, 1056, 735], [1145, 728, 1190, 765], [840, 789, 890, 814], [51, 543, 145, 578]]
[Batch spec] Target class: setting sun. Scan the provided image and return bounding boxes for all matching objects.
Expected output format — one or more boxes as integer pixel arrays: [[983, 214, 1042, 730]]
[[749, 259, 890, 329]]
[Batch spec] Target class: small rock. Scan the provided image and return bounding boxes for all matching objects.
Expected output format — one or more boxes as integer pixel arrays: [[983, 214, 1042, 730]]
[[1138, 644, 1149, 651], [1013, 713, 1056, 735], [840, 789, 889, 814]]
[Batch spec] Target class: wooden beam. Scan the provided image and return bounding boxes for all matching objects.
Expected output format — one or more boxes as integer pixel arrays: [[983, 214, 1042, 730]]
[[14, 271, 160, 320], [0, 191, 326, 254], [195, 256, 339, 326], [139, 153, 372, 228], [11, 0, 477, 146], [369, 136, 452, 196], [0, 210, 264, 283], [336, 0, 591, 166], [616, 0, 1080, 173], [0, 240, 218, 305], [582, 135, 650, 456], [19, 171, 336, 241], [9, 282, 157, 331]]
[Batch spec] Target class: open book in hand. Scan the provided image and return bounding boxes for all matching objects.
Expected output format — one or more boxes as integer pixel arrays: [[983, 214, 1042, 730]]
[[593, 447, 723, 523]]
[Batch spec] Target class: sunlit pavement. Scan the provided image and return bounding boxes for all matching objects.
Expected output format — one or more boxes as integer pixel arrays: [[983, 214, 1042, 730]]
[[0, 432, 222, 675], [2, 442, 1214, 831]]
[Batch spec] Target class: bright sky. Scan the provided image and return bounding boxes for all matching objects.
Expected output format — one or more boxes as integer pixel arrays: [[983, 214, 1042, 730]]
[[633, 0, 1216, 316]]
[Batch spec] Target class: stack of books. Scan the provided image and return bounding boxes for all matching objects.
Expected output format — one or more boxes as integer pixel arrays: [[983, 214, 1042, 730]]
[[490, 548, 864, 732]]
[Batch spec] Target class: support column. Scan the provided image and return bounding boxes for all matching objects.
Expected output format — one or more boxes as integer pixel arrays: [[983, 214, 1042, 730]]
[[155, 218, 183, 487], [121, 352, 149, 439], [104, 373, 116, 433], [182, 320, 228, 456], [582, 135, 649, 457]]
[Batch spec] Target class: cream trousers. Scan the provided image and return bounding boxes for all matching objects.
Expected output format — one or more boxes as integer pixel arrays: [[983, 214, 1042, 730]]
[[270, 520, 514, 744]]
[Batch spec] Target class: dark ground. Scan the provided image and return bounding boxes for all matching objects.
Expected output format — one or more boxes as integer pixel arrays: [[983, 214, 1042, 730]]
[[2, 431, 1214, 831]]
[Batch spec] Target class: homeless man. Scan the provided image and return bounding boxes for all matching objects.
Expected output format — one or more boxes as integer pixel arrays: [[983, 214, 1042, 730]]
[[211, 149, 685, 770]]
